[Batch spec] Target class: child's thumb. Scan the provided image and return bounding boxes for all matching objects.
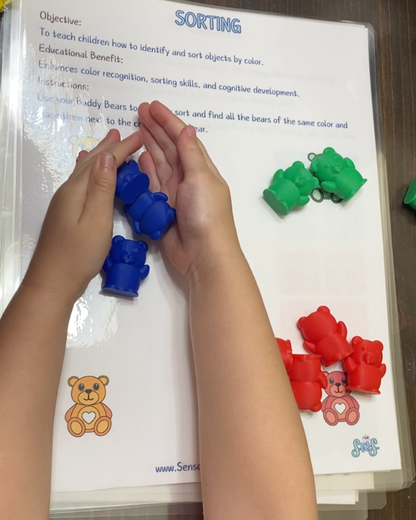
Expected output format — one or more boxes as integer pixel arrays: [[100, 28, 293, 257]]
[[84, 153, 117, 222]]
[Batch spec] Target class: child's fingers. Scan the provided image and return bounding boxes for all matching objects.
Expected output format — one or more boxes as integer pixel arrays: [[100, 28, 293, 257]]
[[80, 132, 143, 218], [147, 102, 213, 184], [139, 124, 173, 185], [138, 144, 179, 205], [70, 130, 121, 179], [77, 150, 89, 163], [68, 132, 145, 203], [105, 131, 144, 167], [79, 132, 144, 224], [82, 152, 117, 226], [70, 149, 90, 179], [88, 129, 121, 160], [160, 222, 180, 262], [177, 126, 213, 179], [162, 172, 179, 207], [75, 131, 143, 182], [139, 103, 180, 170], [148, 101, 186, 144], [148, 101, 221, 180], [138, 150, 161, 192]]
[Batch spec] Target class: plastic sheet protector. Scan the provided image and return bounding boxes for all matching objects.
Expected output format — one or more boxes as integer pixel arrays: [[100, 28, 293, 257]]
[[6, 0, 408, 494]]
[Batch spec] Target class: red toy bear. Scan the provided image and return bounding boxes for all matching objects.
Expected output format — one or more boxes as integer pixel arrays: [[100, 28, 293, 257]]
[[290, 355, 328, 412], [297, 306, 353, 367], [276, 337, 293, 373], [321, 371, 360, 426], [276, 336, 327, 413], [344, 337, 386, 394]]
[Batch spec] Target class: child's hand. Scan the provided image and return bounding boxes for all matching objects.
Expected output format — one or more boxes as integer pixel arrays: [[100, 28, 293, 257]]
[[23, 129, 144, 304], [138, 101, 241, 282]]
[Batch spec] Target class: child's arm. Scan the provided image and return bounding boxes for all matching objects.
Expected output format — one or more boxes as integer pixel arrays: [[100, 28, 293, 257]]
[[0, 129, 143, 520], [139, 101, 318, 520]]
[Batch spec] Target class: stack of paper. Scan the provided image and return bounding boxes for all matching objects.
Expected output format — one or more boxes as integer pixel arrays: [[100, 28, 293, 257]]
[[0, 0, 413, 518]]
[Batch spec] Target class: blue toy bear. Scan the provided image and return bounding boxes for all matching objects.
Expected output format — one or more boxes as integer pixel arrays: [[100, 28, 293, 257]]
[[116, 161, 176, 240], [124, 191, 177, 241], [102, 236, 150, 297], [116, 160, 150, 205]]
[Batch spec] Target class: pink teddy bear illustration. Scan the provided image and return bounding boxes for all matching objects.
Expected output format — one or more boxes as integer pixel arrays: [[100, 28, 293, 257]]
[[321, 371, 360, 426]]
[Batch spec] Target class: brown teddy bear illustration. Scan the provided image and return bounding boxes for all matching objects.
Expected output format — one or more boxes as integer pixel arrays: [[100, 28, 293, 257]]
[[65, 375, 112, 437], [321, 371, 360, 426]]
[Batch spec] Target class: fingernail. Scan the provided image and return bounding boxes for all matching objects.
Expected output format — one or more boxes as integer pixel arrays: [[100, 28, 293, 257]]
[[100, 153, 115, 168], [186, 125, 197, 138]]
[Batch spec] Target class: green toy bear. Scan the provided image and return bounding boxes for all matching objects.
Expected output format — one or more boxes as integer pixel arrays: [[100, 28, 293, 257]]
[[404, 179, 416, 210], [263, 161, 319, 216], [309, 147, 367, 201]]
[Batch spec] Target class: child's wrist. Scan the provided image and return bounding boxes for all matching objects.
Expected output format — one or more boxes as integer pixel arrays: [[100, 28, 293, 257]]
[[187, 242, 247, 289], [21, 271, 80, 312]]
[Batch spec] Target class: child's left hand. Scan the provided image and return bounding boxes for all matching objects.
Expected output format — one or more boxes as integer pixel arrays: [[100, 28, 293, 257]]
[[23, 129, 144, 304]]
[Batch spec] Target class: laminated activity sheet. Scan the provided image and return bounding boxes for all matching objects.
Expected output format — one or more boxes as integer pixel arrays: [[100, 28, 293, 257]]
[[14, 0, 402, 492]]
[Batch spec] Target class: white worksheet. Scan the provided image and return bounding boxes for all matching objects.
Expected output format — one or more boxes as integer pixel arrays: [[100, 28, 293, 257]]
[[15, 0, 402, 492]]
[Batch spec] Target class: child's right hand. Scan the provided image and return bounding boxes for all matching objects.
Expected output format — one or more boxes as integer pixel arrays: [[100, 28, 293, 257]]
[[138, 101, 242, 282], [23, 129, 144, 304]]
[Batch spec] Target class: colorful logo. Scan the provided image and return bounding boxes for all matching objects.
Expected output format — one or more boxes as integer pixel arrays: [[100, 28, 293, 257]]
[[351, 435, 379, 457]]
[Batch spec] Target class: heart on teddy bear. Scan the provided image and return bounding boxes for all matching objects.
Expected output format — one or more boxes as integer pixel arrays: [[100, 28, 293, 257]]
[[82, 411, 96, 424], [334, 403, 346, 415]]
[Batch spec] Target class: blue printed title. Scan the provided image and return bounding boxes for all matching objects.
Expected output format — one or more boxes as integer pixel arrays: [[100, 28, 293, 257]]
[[175, 10, 241, 34]]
